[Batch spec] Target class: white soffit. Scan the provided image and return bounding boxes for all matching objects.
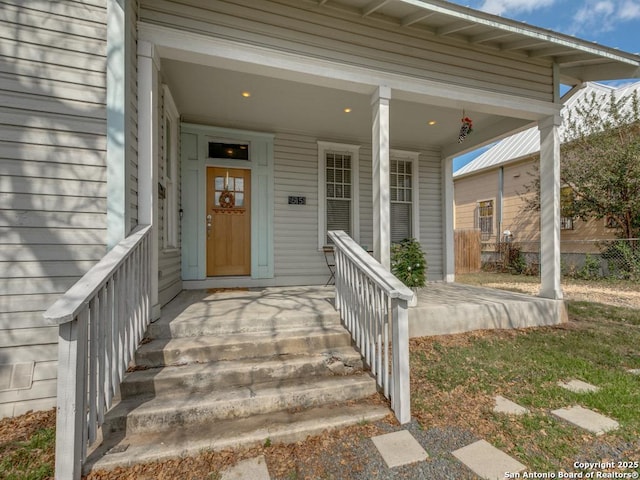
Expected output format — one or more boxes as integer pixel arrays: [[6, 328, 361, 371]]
[[318, 0, 640, 83]]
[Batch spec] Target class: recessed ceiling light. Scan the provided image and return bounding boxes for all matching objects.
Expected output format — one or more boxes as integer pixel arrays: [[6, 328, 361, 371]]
[[428, 120, 437, 126], [241, 91, 251, 98], [344, 107, 352, 113]]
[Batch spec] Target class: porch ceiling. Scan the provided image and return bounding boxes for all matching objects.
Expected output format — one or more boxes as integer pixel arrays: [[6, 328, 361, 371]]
[[162, 59, 518, 153]]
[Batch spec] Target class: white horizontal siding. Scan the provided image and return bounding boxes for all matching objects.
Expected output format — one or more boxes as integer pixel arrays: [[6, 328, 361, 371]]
[[418, 149, 444, 280], [0, 327, 58, 348], [358, 145, 373, 250], [273, 133, 326, 279], [0, 0, 108, 417], [140, 0, 553, 101], [3, 193, 106, 213], [0, 277, 79, 295]]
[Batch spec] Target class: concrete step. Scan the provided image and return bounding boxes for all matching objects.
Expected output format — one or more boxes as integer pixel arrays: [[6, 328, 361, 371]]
[[105, 374, 378, 436], [121, 347, 364, 398], [149, 287, 339, 339], [87, 402, 390, 472], [147, 309, 341, 338], [134, 326, 353, 367]]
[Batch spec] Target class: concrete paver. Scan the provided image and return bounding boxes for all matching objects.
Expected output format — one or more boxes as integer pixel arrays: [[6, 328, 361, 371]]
[[221, 455, 271, 480], [452, 439, 526, 480], [493, 395, 529, 415], [551, 406, 619, 435], [557, 379, 600, 393], [371, 430, 428, 468]]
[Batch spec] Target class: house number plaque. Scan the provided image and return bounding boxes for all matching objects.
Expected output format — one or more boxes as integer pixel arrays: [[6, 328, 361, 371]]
[[288, 196, 306, 205]]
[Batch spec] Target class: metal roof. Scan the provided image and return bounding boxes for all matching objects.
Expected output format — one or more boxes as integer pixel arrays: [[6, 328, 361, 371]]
[[454, 81, 640, 177], [317, 0, 640, 84]]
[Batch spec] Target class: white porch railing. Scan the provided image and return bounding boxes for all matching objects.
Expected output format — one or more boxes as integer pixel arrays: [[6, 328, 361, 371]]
[[44, 225, 152, 480], [328, 230, 413, 424]]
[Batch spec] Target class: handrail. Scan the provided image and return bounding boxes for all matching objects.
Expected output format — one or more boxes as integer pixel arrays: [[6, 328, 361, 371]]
[[44, 225, 151, 325], [328, 230, 412, 424], [44, 224, 152, 480], [330, 231, 414, 300]]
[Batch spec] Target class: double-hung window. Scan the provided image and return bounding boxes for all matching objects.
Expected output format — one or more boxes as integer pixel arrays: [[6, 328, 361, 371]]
[[318, 142, 359, 247], [477, 200, 493, 241], [390, 151, 419, 243]]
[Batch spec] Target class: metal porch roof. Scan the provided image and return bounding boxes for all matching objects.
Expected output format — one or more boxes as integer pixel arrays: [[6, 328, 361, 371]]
[[316, 0, 640, 84]]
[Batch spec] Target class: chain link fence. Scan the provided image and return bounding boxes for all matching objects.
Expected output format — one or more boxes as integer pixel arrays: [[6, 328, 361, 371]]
[[479, 238, 640, 280]]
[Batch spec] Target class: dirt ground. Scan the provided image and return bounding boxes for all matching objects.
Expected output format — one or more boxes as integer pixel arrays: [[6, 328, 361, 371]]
[[476, 279, 640, 309]]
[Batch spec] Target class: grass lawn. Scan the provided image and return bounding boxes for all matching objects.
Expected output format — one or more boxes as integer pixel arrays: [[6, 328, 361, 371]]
[[410, 276, 640, 473]]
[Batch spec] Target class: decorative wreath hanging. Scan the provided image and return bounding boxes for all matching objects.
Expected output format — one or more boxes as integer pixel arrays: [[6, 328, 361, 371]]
[[219, 189, 235, 208]]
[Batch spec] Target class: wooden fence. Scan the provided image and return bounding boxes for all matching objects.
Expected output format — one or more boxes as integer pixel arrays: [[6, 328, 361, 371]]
[[455, 229, 481, 274]]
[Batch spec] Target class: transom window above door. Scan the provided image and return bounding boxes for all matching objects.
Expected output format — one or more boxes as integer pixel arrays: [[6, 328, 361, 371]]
[[208, 142, 249, 160]]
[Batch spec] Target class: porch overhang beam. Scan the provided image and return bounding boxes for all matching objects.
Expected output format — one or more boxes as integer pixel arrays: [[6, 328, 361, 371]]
[[139, 23, 560, 124]]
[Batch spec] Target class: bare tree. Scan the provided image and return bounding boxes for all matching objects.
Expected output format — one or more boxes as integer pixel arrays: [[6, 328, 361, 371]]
[[522, 88, 640, 239]]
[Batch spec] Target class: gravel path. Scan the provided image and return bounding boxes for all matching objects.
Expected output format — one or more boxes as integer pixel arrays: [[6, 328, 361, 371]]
[[269, 420, 480, 480]]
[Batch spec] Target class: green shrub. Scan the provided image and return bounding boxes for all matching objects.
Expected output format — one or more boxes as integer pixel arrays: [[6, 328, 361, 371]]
[[575, 253, 601, 280], [505, 243, 527, 274], [391, 238, 427, 288]]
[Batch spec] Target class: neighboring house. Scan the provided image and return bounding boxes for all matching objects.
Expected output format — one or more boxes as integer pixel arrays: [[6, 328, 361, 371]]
[[1, 0, 639, 419], [454, 82, 640, 264]]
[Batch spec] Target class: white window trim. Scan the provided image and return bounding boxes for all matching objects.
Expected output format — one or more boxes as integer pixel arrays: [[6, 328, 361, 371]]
[[317, 141, 360, 249], [163, 84, 179, 250], [390, 149, 420, 242]]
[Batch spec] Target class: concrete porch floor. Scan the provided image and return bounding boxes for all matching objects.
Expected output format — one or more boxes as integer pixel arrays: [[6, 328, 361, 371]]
[[409, 283, 567, 337], [163, 283, 566, 338]]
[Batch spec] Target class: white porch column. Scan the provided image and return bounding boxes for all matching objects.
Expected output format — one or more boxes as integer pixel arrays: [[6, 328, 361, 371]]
[[442, 155, 455, 282], [138, 41, 161, 319], [538, 114, 563, 300], [372, 86, 391, 270]]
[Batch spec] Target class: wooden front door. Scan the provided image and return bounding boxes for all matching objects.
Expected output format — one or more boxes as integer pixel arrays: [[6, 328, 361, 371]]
[[206, 167, 251, 276]]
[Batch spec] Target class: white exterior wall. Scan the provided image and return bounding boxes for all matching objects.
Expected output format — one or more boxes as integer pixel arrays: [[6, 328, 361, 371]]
[[419, 148, 444, 280], [0, 1, 108, 417], [273, 133, 326, 282]]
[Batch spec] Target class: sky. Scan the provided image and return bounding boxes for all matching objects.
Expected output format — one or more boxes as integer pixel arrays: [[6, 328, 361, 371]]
[[448, 0, 640, 171]]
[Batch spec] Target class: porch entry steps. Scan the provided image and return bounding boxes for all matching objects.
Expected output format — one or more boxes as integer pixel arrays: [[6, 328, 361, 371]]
[[86, 287, 390, 472]]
